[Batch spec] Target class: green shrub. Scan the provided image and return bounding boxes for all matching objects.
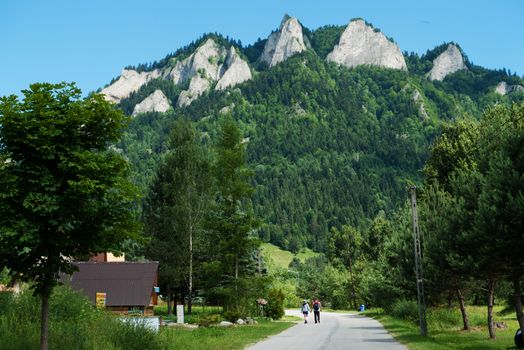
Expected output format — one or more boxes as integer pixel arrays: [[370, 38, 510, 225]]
[[266, 289, 285, 320], [103, 318, 164, 350], [223, 310, 244, 322], [0, 286, 167, 350], [389, 299, 419, 323], [196, 313, 221, 327]]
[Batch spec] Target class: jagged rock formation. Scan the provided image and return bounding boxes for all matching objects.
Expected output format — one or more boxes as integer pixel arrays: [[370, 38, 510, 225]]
[[428, 44, 467, 81], [216, 47, 252, 90], [132, 90, 171, 116], [174, 39, 251, 106], [326, 19, 407, 71], [101, 69, 161, 103], [495, 81, 524, 95], [412, 90, 429, 119], [102, 38, 251, 109], [260, 16, 307, 67]]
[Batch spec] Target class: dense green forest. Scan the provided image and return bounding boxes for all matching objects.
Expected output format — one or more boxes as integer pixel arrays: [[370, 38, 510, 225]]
[[115, 28, 523, 254]]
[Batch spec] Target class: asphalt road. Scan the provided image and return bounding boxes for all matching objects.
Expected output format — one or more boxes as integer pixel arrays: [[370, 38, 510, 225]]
[[246, 309, 407, 350]]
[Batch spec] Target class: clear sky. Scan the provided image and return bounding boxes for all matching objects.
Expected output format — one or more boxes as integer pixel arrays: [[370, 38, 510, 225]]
[[1, 0, 523, 97]]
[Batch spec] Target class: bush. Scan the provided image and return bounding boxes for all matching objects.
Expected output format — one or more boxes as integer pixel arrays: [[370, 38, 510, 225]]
[[196, 313, 221, 327], [223, 310, 244, 322], [389, 299, 419, 323], [103, 318, 164, 350], [0, 286, 167, 350], [266, 289, 285, 320]]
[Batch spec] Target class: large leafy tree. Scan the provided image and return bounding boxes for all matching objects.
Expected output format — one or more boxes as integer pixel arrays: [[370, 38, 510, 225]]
[[327, 225, 362, 310], [143, 117, 211, 315], [0, 83, 139, 350]]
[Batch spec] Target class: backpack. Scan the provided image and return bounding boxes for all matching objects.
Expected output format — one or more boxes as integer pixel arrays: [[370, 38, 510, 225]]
[[313, 302, 320, 311]]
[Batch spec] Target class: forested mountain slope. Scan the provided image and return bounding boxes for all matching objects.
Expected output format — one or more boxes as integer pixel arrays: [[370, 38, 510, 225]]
[[110, 18, 524, 253]]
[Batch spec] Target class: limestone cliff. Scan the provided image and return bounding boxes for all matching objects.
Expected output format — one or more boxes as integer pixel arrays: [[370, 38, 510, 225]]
[[103, 38, 252, 109], [427, 44, 467, 81], [495, 81, 524, 95], [101, 69, 161, 103], [260, 16, 307, 67], [216, 47, 252, 90], [326, 19, 407, 71], [132, 90, 171, 116], [171, 39, 251, 106]]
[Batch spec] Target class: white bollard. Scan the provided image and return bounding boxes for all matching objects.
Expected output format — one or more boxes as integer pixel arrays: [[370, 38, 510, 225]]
[[176, 304, 184, 324]]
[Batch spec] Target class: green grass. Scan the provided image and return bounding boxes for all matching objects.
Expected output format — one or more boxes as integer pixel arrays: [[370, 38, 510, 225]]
[[365, 306, 519, 350], [261, 243, 321, 269], [159, 319, 295, 350], [154, 304, 223, 323], [280, 315, 302, 322]]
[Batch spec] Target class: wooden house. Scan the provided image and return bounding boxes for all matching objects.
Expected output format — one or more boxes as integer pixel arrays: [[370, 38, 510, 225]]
[[63, 261, 159, 316]]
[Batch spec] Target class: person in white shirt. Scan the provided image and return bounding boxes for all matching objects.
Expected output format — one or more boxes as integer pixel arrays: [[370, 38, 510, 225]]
[[301, 300, 311, 324]]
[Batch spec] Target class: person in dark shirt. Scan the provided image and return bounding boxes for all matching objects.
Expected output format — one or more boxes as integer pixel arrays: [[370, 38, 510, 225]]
[[313, 298, 321, 324]]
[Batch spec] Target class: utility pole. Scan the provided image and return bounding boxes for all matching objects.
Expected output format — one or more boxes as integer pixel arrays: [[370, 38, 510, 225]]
[[410, 186, 428, 336]]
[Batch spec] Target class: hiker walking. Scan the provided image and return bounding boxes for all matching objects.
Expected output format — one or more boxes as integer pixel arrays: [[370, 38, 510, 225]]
[[301, 300, 310, 324], [313, 298, 321, 324]]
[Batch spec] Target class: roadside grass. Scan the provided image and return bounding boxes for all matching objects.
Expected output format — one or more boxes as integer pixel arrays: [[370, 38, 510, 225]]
[[365, 306, 519, 350], [159, 319, 295, 350], [281, 315, 302, 322], [322, 308, 357, 313], [1, 287, 294, 350]]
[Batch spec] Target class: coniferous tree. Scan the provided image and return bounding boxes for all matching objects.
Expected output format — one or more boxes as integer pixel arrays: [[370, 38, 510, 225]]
[[143, 117, 211, 314], [206, 116, 259, 311]]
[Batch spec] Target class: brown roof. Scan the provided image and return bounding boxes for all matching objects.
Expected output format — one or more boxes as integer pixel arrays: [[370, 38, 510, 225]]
[[63, 262, 159, 307]]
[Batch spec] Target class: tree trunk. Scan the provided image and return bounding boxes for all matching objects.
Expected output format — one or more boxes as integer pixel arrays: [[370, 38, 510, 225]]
[[456, 288, 470, 331], [487, 280, 496, 340], [235, 255, 239, 280], [40, 291, 50, 350], [167, 290, 172, 316], [513, 276, 524, 332], [188, 225, 193, 315], [235, 255, 239, 298], [447, 291, 453, 309]]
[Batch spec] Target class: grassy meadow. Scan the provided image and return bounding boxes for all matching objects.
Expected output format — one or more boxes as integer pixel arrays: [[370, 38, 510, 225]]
[[260, 242, 321, 270]]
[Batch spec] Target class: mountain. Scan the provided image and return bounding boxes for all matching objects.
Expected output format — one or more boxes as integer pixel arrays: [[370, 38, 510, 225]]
[[427, 44, 467, 81], [259, 15, 308, 67], [327, 19, 407, 71], [101, 36, 251, 110], [101, 16, 523, 252]]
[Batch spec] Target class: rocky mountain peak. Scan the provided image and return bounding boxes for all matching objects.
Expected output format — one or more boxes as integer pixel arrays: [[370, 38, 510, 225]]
[[216, 46, 252, 90], [132, 89, 171, 116], [175, 39, 252, 107], [101, 69, 160, 104], [326, 19, 407, 71], [260, 16, 307, 67], [427, 44, 468, 81]]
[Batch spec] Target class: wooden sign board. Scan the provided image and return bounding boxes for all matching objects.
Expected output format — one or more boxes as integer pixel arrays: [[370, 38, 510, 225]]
[[96, 292, 106, 309]]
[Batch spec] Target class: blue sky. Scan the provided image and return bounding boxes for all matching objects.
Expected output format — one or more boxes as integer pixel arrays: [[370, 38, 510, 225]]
[[1, 0, 523, 97]]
